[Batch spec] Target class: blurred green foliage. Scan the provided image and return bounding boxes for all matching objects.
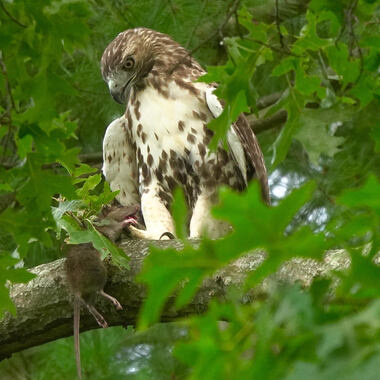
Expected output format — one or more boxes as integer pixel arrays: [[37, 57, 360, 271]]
[[0, 0, 380, 379]]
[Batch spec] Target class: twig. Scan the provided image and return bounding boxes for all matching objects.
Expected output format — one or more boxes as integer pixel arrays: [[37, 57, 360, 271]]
[[3, 152, 103, 170], [112, 0, 134, 27], [274, 0, 284, 48], [185, 0, 208, 49], [256, 92, 283, 110], [167, 0, 177, 16], [246, 38, 300, 57], [0, 50, 17, 165], [250, 110, 287, 134], [169, 0, 241, 74], [0, 51, 16, 113], [190, 0, 241, 56], [0, 0, 27, 28], [71, 82, 108, 97], [346, 0, 363, 84], [233, 3, 244, 39], [185, 0, 208, 47], [79, 152, 103, 162]]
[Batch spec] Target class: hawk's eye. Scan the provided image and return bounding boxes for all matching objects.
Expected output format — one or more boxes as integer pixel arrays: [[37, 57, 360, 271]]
[[123, 57, 135, 70]]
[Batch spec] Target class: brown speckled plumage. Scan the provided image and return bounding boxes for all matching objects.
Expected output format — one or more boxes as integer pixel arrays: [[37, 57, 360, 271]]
[[101, 28, 269, 239]]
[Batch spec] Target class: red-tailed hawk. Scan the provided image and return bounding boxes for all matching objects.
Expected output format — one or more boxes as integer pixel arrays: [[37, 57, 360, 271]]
[[100, 28, 269, 239]]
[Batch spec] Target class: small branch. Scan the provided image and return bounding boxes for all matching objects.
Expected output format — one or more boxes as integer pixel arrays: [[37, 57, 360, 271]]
[[274, 0, 285, 48], [250, 109, 287, 134], [346, 0, 363, 85], [0, 51, 16, 113], [2, 152, 103, 170], [167, 0, 178, 17], [256, 92, 283, 110], [246, 37, 300, 57], [0, 0, 27, 28], [190, 0, 241, 56], [112, 0, 134, 27], [346, 0, 358, 55], [0, 50, 17, 165], [185, 0, 209, 49], [78, 152, 103, 163], [170, 0, 241, 74], [71, 83, 108, 97]]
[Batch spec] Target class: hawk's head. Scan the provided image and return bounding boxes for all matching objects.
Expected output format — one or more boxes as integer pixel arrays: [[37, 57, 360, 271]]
[[101, 28, 186, 104]]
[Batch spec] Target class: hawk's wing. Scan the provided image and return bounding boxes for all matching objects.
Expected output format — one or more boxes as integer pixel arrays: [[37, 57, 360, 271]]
[[102, 117, 140, 206], [205, 88, 270, 204]]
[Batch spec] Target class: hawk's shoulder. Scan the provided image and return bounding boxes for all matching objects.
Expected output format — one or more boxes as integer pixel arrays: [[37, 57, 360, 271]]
[[102, 117, 139, 206]]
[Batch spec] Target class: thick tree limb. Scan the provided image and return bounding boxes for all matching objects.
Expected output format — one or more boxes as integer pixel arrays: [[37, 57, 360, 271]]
[[0, 240, 349, 361]]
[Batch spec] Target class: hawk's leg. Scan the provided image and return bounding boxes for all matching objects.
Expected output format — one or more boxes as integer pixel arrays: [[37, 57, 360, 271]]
[[128, 189, 175, 240], [190, 192, 230, 239]]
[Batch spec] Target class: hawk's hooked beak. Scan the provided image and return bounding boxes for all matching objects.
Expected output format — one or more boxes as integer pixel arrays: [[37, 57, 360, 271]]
[[108, 74, 134, 104], [110, 88, 124, 104]]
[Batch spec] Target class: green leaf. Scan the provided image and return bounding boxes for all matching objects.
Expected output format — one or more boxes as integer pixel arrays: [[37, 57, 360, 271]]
[[294, 109, 345, 165], [138, 246, 188, 329], [1, 268, 36, 283], [171, 187, 188, 239], [16, 134, 34, 159], [52, 200, 84, 222], [292, 10, 331, 54], [271, 93, 304, 168], [326, 43, 360, 86], [58, 147, 81, 174], [272, 57, 295, 77], [208, 90, 250, 150], [317, 10, 341, 37], [0, 183, 12, 192], [0, 282, 16, 318], [76, 174, 101, 197], [74, 164, 98, 177], [337, 175, 380, 216], [89, 181, 119, 213], [58, 215, 129, 268], [370, 126, 380, 152], [294, 62, 324, 97], [86, 223, 129, 268], [348, 76, 376, 108]]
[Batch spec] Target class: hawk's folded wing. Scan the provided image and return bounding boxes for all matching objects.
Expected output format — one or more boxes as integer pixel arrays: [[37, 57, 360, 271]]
[[205, 88, 270, 204]]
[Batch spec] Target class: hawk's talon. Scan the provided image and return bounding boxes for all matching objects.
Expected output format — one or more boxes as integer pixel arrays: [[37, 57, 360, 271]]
[[121, 216, 138, 227], [127, 224, 151, 239], [127, 225, 175, 240], [160, 232, 175, 240]]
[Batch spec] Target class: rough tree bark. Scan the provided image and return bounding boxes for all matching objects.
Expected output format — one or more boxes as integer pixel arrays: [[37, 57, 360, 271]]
[[0, 240, 349, 360]]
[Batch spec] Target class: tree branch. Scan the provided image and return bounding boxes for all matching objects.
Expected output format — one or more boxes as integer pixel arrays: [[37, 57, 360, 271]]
[[0, 0, 27, 28], [0, 240, 349, 360], [250, 109, 287, 134], [256, 92, 282, 110], [275, 0, 285, 48]]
